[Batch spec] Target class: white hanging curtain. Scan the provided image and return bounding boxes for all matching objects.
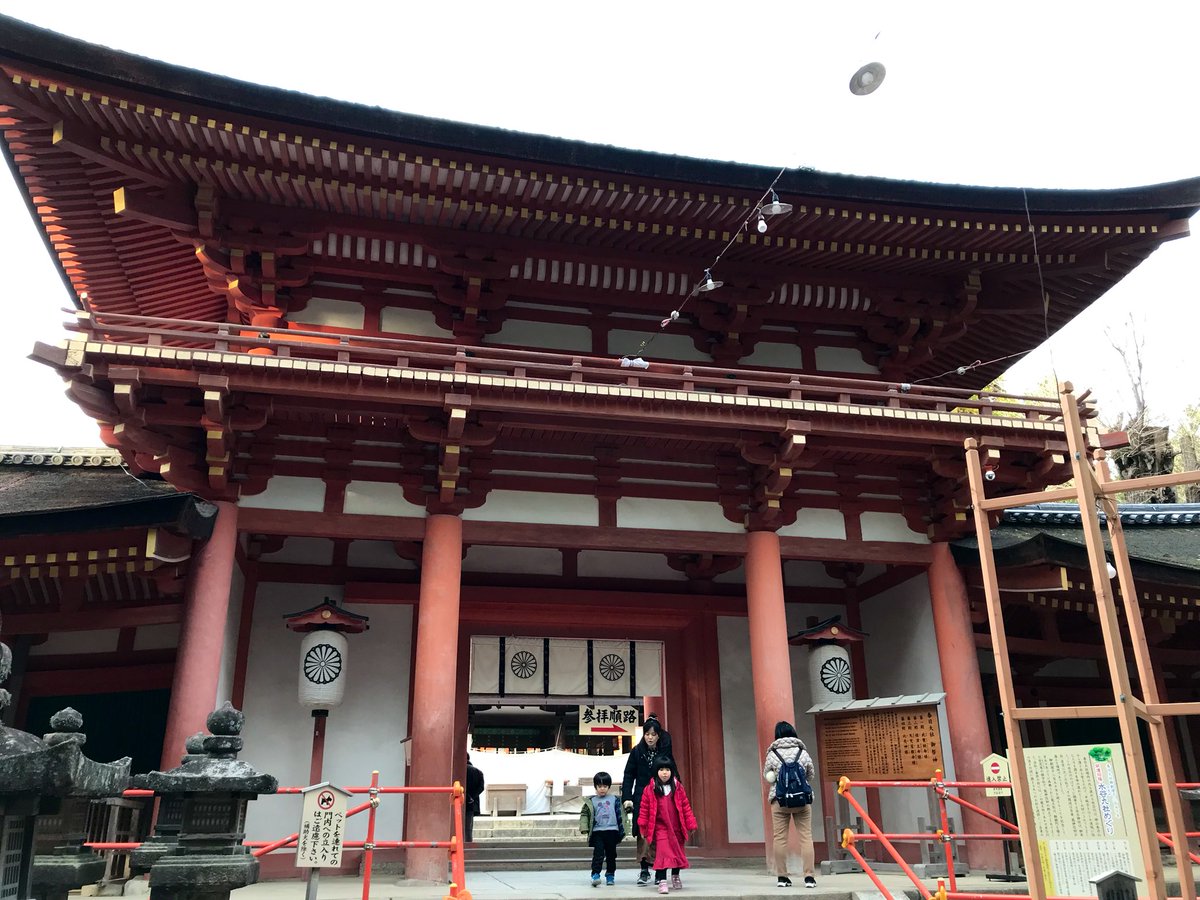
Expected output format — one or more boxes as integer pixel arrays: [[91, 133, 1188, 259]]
[[469, 635, 663, 698]]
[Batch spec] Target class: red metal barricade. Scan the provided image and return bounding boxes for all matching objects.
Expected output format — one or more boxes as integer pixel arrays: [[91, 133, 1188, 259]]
[[836, 774, 1199, 900], [87, 772, 471, 900]]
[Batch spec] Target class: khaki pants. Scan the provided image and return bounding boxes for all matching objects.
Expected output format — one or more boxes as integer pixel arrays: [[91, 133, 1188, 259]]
[[771, 803, 815, 878]]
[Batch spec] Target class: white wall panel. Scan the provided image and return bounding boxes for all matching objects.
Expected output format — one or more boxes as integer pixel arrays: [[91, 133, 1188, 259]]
[[380, 306, 452, 338], [860, 512, 931, 544], [296, 297, 366, 330], [777, 509, 846, 540], [347, 540, 418, 570], [741, 342, 804, 370], [30, 630, 120, 655], [343, 482, 426, 517], [259, 537, 335, 566], [238, 476, 326, 512], [463, 545, 562, 576], [616, 498, 743, 532], [483, 319, 592, 352], [241, 583, 413, 844], [814, 346, 880, 374], [576, 551, 685, 580], [462, 491, 597, 526]]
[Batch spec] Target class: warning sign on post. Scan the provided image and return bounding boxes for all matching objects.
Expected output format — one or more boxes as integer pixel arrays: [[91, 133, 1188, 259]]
[[296, 782, 351, 868], [981, 753, 1012, 797]]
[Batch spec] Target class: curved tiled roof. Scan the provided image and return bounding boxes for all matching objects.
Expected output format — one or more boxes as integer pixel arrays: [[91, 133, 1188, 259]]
[[1005, 502, 1200, 527]]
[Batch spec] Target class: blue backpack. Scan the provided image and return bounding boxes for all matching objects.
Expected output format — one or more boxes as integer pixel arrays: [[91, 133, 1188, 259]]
[[772, 748, 814, 807]]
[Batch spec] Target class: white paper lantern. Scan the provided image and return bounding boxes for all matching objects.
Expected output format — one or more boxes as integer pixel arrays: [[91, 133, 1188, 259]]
[[808, 643, 854, 705], [298, 630, 348, 710]]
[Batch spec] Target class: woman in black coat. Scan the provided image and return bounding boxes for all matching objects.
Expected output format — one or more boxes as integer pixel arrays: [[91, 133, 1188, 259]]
[[620, 715, 674, 885]]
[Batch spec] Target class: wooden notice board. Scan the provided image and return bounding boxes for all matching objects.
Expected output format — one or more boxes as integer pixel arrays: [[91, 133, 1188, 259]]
[[815, 703, 944, 781]]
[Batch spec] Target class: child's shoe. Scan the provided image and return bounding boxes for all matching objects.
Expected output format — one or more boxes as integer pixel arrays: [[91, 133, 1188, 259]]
[[657, 881, 670, 894], [804, 876, 817, 889], [671, 875, 683, 890], [605, 875, 615, 886], [777, 875, 792, 888], [591, 873, 601, 887], [637, 870, 651, 886]]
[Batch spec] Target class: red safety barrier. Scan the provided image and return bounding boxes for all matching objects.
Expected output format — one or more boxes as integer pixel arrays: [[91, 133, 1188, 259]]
[[86, 772, 471, 900], [839, 773, 1199, 900]]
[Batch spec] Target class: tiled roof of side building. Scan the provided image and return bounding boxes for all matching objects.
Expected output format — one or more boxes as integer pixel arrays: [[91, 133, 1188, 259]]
[[0, 446, 215, 539]]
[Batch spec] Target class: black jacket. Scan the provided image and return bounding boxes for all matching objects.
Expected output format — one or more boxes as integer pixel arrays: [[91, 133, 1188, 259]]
[[466, 764, 485, 806]]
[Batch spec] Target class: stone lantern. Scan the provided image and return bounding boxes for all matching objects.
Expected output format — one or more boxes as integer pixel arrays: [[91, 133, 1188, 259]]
[[0, 630, 130, 900], [30, 708, 134, 900], [129, 733, 206, 875], [132, 703, 277, 900], [1089, 870, 1141, 900]]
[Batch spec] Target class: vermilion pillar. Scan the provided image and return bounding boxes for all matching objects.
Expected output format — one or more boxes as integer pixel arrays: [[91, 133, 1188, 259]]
[[928, 542, 1005, 871], [160, 500, 239, 769], [406, 514, 464, 882], [745, 529, 796, 865]]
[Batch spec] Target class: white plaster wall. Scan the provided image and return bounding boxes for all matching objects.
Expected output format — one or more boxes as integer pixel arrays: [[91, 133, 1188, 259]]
[[616, 498, 743, 532], [462, 491, 597, 526], [296, 297, 366, 330], [607, 330, 709, 363], [343, 482, 426, 517], [215, 558, 245, 706], [259, 538, 335, 566], [777, 509, 846, 540], [238, 476, 326, 512], [30, 630, 120, 655], [577, 551, 686, 580], [860, 512, 931, 544], [741, 342, 804, 371], [463, 545, 562, 576], [783, 560, 845, 588], [814, 346, 880, 374], [347, 540, 418, 570], [718, 609, 827, 850], [859, 572, 951, 832], [380, 306, 452, 338], [483, 319, 592, 352], [133, 624, 180, 651], [241, 583, 413, 844]]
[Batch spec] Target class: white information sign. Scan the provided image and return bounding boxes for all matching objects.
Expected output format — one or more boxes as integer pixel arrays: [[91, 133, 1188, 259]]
[[981, 753, 1012, 797], [1024, 744, 1145, 896], [296, 782, 350, 868], [578, 704, 639, 736]]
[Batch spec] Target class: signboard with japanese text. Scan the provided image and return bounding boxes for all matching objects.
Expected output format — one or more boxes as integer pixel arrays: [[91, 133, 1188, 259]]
[[296, 782, 350, 868], [815, 703, 944, 781], [981, 753, 1012, 797], [578, 704, 639, 736], [1024, 744, 1145, 896]]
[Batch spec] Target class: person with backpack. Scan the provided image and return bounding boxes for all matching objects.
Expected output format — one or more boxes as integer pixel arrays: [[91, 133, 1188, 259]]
[[762, 721, 817, 888]]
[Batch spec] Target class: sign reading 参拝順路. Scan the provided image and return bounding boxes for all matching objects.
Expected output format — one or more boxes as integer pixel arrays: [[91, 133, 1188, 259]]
[[578, 705, 639, 736]]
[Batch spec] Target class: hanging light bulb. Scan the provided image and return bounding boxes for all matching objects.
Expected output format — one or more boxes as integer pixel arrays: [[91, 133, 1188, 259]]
[[760, 191, 793, 217], [756, 214, 768, 234], [696, 269, 723, 292]]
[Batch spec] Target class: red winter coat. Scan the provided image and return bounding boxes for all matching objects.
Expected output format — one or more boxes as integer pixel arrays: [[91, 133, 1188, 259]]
[[637, 781, 697, 845]]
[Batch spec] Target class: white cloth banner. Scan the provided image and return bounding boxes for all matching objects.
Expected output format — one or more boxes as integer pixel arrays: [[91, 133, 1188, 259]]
[[469, 636, 663, 697], [503, 637, 545, 694], [549, 638, 588, 695], [591, 639, 631, 697]]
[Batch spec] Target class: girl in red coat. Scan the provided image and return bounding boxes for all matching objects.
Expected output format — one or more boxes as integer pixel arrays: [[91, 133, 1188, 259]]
[[637, 756, 697, 894]]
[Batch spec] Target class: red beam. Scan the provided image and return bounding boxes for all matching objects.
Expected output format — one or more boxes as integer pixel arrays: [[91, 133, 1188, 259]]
[[2, 603, 182, 634]]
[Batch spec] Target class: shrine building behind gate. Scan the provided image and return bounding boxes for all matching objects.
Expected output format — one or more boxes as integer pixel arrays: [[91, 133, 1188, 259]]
[[1, 15, 1199, 879]]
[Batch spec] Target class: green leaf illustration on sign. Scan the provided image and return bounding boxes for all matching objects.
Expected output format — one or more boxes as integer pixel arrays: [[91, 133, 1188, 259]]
[[1088, 746, 1112, 762]]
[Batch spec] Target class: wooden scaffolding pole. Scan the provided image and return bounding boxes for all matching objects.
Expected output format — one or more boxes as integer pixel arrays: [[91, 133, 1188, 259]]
[[964, 381, 1200, 900]]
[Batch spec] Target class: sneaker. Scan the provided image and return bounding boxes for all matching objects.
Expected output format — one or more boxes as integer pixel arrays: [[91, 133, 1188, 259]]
[[804, 876, 817, 889], [605, 875, 615, 886], [777, 876, 792, 888], [671, 875, 683, 890], [657, 882, 670, 894], [637, 870, 651, 886]]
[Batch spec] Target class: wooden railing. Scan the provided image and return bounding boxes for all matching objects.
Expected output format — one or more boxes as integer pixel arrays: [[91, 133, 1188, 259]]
[[66, 310, 1084, 426]]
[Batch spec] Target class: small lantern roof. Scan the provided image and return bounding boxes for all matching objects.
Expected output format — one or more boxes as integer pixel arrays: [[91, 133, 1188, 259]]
[[1089, 870, 1141, 884], [283, 598, 370, 634], [788, 615, 867, 645], [300, 780, 352, 796]]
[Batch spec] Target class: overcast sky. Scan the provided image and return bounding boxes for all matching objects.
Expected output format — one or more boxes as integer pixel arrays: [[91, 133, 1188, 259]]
[[1, 1, 1196, 447]]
